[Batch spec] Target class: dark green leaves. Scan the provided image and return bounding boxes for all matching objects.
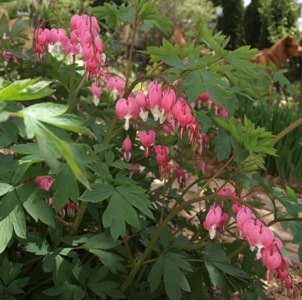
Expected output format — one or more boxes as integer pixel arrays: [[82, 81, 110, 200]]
[[204, 241, 251, 300], [103, 191, 140, 240], [0, 78, 54, 101], [0, 189, 26, 253], [16, 184, 55, 228], [214, 133, 233, 162], [51, 164, 79, 211], [79, 182, 115, 203], [102, 184, 154, 240], [0, 257, 28, 299], [148, 252, 192, 300]]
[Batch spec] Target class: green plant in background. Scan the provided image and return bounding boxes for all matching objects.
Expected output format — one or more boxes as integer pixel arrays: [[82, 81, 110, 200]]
[[256, 0, 299, 47], [157, 0, 217, 37], [216, 0, 245, 50], [239, 98, 302, 192], [0, 1, 302, 299]]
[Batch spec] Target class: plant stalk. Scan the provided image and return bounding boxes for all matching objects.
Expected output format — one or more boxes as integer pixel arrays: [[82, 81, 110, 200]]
[[271, 117, 302, 145]]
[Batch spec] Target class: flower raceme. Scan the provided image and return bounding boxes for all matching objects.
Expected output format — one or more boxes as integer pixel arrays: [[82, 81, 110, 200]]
[[203, 191, 294, 295], [115, 81, 209, 183], [34, 14, 106, 105], [34, 175, 78, 218]]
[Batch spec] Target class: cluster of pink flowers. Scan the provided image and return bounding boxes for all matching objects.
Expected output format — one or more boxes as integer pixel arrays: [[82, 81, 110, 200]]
[[203, 187, 295, 297], [34, 175, 78, 219], [116, 80, 211, 188], [34, 14, 107, 105], [195, 91, 228, 118], [0, 35, 18, 64]]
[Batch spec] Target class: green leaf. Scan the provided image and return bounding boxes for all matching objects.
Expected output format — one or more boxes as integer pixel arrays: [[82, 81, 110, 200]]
[[87, 267, 125, 298], [25, 238, 51, 255], [44, 282, 85, 299], [10, 204, 26, 239], [102, 191, 140, 240], [53, 255, 73, 287], [0, 78, 54, 101], [214, 133, 233, 161], [16, 184, 55, 228], [0, 190, 26, 252], [71, 257, 90, 285], [92, 2, 135, 29], [148, 252, 191, 300], [10, 18, 29, 37], [116, 186, 154, 219], [88, 249, 125, 274], [51, 164, 79, 211], [183, 70, 204, 103], [0, 182, 13, 196], [204, 241, 250, 299], [0, 257, 17, 285], [83, 233, 120, 249], [7, 277, 29, 295], [0, 213, 13, 254], [20, 102, 92, 136], [0, 14, 9, 36], [110, 160, 136, 169], [20, 119, 90, 188], [284, 186, 297, 202], [201, 71, 237, 115], [79, 182, 115, 203]]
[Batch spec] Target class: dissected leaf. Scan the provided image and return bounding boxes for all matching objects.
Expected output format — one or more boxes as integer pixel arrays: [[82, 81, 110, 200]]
[[102, 191, 140, 240], [148, 252, 191, 300], [16, 184, 55, 228], [0, 78, 54, 101]]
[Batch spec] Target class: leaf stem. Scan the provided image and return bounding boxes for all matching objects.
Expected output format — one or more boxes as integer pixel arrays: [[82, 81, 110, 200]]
[[120, 194, 215, 292], [271, 117, 302, 145], [69, 202, 88, 234]]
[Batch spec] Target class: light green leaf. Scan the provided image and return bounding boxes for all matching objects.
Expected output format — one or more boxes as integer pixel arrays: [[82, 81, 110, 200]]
[[0, 78, 54, 101], [25, 239, 51, 255], [0, 182, 13, 196], [10, 205, 26, 239], [21, 120, 90, 189], [0, 217, 13, 253]]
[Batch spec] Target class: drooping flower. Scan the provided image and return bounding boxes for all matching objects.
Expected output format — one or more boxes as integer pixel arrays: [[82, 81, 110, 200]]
[[204, 205, 223, 239], [115, 97, 139, 130], [175, 166, 186, 190], [123, 135, 132, 162], [139, 130, 156, 157]]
